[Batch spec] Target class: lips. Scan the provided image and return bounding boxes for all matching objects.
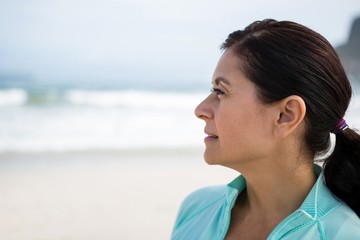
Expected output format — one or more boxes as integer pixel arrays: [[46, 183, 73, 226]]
[[204, 130, 218, 140], [207, 133, 218, 138]]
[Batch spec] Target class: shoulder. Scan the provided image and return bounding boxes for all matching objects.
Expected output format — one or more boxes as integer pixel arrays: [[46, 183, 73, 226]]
[[173, 185, 227, 228], [181, 185, 227, 207], [321, 203, 360, 238], [315, 176, 360, 238]]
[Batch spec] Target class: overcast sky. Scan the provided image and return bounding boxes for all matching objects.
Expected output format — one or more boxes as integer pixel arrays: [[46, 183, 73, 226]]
[[0, 0, 359, 87]]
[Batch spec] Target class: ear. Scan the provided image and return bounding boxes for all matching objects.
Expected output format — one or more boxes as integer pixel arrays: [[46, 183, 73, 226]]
[[273, 95, 306, 138]]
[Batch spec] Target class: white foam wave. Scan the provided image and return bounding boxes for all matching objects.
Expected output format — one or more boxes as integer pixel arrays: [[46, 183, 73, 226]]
[[0, 88, 27, 107], [65, 90, 207, 109], [0, 105, 204, 152], [0, 89, 209, 152]]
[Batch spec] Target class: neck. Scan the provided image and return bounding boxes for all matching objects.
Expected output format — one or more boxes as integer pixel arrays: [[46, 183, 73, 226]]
[[234, 156, 317, 223]]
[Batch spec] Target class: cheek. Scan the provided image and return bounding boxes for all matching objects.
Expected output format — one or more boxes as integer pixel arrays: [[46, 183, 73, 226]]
[[218, 107, 270, 145], [217, 106, 250, 131], [216, 111, 248, 145]]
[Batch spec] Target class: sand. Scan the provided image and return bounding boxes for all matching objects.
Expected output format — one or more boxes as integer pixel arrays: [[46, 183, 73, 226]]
[[0, 149, 238, 240]]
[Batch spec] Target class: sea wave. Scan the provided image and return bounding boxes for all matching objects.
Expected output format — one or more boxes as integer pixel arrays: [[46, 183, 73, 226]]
[[0, 104, 204, 152], [64, 90, 207, 109], [0, 88, 207, 153], [0, 88, 209, 109], [0, 88, 28, 107]]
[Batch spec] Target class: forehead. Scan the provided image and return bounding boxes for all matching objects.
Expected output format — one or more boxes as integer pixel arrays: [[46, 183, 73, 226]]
[[212, 50, 246, 83]]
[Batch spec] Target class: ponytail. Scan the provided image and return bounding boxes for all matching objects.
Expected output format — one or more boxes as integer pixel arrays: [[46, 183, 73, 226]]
[[324, 127, 360, 217]]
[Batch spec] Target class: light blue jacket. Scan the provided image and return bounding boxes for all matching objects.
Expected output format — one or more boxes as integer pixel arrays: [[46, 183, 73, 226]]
[[172, 165, 360, 239]]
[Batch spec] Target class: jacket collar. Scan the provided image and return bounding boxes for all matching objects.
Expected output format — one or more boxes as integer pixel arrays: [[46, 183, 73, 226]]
[[225, 164, 342, 239]]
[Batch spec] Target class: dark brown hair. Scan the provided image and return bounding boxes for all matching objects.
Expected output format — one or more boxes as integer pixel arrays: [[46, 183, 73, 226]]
[[221, 19, 360, 216]]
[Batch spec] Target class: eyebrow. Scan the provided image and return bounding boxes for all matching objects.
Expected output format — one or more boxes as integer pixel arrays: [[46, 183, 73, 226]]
[[212, 77, 231, 86]]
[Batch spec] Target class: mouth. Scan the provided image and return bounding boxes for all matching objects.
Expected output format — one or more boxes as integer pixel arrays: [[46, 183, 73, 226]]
[[204, 130, 218, 141]]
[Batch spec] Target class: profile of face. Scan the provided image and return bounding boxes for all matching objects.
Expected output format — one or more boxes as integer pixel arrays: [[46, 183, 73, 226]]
[[195, 50, 278, 168]]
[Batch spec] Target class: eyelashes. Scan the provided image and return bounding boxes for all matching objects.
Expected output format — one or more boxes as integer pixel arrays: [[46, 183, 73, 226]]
[[211, 87, 225, 96]]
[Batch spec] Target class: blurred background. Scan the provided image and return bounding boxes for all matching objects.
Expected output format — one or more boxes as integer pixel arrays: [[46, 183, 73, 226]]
[[0, 0, 359, 239]]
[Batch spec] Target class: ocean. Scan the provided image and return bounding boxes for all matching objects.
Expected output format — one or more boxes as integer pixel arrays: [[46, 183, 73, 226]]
[[0, 80, 208, 153], [0, 80, 359, 153]]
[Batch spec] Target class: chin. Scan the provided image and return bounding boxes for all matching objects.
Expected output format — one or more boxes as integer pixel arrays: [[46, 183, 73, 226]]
[[204, 158, 217, 165], [203, 150, 221, 165]]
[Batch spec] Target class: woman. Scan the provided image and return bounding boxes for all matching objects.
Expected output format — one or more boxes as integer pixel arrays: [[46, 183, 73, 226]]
[[172, 19, 360, 239]]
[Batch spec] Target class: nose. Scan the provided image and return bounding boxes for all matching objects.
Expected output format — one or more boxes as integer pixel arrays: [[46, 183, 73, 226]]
[[194, 95, 214, 120]]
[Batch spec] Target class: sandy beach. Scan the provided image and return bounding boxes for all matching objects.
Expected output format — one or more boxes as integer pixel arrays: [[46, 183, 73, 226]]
[[0, 149, 238, 240]]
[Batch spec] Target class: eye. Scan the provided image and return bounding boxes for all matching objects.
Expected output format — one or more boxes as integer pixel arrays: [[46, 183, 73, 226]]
[[211, 88, 223, 95], [211, 87, 225, 96]]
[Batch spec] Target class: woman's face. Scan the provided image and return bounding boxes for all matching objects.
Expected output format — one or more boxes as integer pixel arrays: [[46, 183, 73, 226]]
[[195, 50, 277, 168]]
